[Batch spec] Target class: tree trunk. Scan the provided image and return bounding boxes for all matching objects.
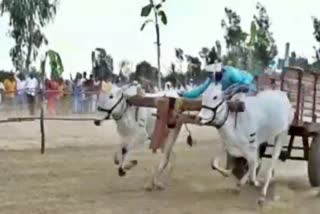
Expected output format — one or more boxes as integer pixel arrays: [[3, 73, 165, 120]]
[[155, 23, 161, 90], [40, 59, 46, 154], [150, 0, 162, 90], [25, 18, 34, 72]]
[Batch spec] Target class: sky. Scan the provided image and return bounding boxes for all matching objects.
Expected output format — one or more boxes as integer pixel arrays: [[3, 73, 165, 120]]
[[0, 0, 320, 78]]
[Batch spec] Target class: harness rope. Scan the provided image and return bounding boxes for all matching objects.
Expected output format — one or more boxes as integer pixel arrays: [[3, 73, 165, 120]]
[[201, 98, 229, 129]]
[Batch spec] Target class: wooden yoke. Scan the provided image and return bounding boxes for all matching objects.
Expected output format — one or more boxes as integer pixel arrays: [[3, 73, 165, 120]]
[[150, 97, 170, 153], [127, 96, 245, 153]]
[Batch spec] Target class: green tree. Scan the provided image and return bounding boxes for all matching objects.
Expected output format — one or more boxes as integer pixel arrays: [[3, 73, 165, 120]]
[[0, 0, 59, 72], [199, 41, 222, 66], [250, 3, 278, 70], [91, 48, 113, 79], [312, 17, 320, 69], [175, 48, 184, 72], [130, 61, 158, 85], [140, 0, 168, 89], [40, 49, 64, 80], [221, 8, 248, 69]]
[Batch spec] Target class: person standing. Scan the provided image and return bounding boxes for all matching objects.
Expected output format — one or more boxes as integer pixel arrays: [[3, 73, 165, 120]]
[[46, 79, 58, 115], [72, 73, 83, 114], [0, 81, 5, 105], [4, 74, 17, 107], [15, 73, 27, 110], [25, 73, 39, 115]]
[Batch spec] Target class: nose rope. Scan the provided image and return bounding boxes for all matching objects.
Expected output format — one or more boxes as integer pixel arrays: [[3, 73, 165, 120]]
[[201, 99, 229, 129]]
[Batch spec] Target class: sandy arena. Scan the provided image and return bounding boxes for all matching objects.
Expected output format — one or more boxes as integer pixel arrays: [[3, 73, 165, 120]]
[[0, 119, 319, 214]]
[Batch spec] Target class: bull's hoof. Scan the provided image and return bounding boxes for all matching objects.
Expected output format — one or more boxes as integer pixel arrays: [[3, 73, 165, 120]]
[[257, 196, 266, 207], [154, 182, 165, 191], [211, 161, 217, 170], [94, 120, 101, 126], [249, 180, 261, 187], [118, 168, 126, 177], [113, 153, 119, 165], [144, 182, 155, 191], [131, 160, 138, 165], [123, 160, 138, 170], [114, 158, 119, 165]]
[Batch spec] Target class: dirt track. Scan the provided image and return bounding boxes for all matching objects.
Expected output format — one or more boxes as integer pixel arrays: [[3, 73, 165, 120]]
[[0, 120, 319, 214]]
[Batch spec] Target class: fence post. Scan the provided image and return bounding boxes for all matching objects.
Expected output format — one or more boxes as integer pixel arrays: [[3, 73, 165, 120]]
[[40, 62, 46, 154]]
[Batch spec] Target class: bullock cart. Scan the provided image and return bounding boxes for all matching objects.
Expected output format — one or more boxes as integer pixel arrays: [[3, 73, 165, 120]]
[[127, 67, 320, 187]]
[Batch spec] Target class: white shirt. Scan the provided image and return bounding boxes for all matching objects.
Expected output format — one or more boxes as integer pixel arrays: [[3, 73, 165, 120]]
[[25, 77, 38, 96], [16, 79, 26, 95]]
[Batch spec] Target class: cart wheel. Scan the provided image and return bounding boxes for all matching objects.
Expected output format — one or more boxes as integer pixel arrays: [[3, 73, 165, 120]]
[[226, 154, 248, 180], [308, 134, 320, 187]]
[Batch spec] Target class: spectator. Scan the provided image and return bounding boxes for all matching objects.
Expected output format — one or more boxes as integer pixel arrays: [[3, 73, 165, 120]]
[[0, 81, 5, 105], [63, 80, 72, 114], [15, 72, 27, 109], [82, 71, 88, 84], [4, 74, 17, 106], [84, 74, 95, 113], [92, 76, 101, 112], [25, 73, 39, 115], [57, 78, 65, 114], [72, 73, 83, 114], [46, 79, 59, 115]]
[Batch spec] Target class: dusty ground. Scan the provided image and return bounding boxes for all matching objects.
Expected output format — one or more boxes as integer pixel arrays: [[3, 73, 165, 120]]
[[0, 119, 319, 214]]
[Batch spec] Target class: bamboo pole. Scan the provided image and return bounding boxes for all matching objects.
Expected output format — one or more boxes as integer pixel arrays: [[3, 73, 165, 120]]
[[3, 117, 99, 122], [40, 62, 46, 154]]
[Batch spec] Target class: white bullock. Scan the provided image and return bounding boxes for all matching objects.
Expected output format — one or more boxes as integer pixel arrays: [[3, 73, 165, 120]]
[[197, 83, 294, 204], [94, 81, 181, 190]]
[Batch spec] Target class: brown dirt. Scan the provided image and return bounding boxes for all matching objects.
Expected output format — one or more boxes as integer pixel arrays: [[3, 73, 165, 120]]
[[0, 120, 319, 214]]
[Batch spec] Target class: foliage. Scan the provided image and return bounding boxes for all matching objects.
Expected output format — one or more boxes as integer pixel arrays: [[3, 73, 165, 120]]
[[221, 3, 277, 73], [40, 49, 64, 80], [288, 51, 309, 69], [0, 0, 59, 71], [130, 61, 158, 84], [163, 63, 186, 87], [312, 17, 320, 69], [91, 48, 113, 80], [0, 70, 14, 82], [175, 48, 184, 62], [221, 8, 248, 49], [140, 0, 168, 89], [221, 8, 249, 69], [250, 3, 278, 68], [199, 41, 222, 65]]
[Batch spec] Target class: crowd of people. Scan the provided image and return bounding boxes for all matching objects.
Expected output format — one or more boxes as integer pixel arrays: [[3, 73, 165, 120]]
[[0, 71, 102, 115]]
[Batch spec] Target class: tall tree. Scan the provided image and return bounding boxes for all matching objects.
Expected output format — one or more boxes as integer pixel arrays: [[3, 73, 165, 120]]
[[91, 48, 113, 79], [312, 17, 320, 69], [131, 61, 158, 84], [140, 0, 168, 90], [221, 8, 248, 69], [175, 48, 185, 73], [40, 49, 64, 80], [250, 3, 278, 70], [0, 0, 59, 72]]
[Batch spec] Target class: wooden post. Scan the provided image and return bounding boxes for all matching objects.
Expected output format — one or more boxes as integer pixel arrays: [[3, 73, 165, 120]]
[[40, 60, 46, 154], [150, 97, 169, 153], [294, 70, 303, 124], [300, 85, 305, 122], [312, 75, 318, 122]]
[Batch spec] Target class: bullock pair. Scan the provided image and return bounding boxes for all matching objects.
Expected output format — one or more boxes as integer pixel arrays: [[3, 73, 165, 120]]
[[95, 81, 294, 205]]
